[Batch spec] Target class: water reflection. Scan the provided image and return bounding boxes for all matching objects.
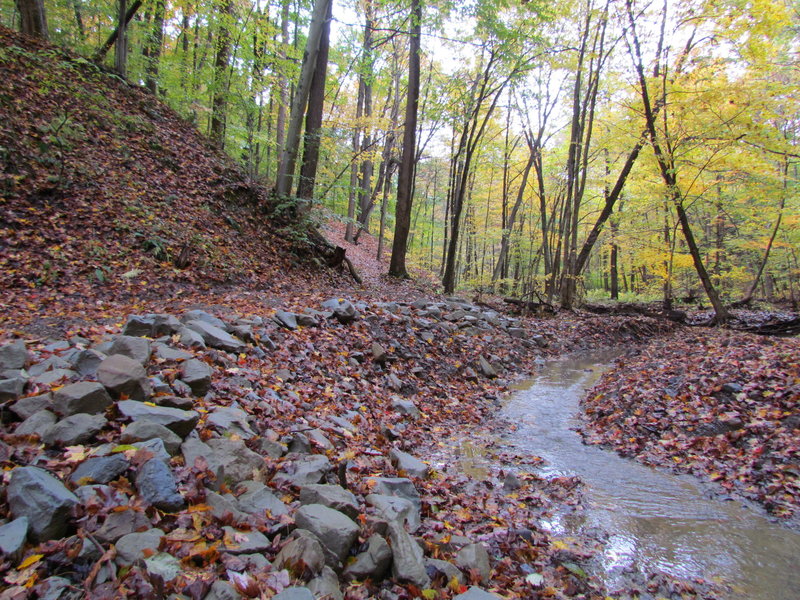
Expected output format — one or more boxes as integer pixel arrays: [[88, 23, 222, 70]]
[[505, 350, 800, 600]]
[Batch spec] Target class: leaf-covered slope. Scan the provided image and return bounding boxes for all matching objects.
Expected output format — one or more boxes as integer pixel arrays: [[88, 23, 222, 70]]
[[0, 25, 315, 321]]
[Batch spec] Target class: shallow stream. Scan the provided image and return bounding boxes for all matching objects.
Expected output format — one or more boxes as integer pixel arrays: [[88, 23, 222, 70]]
[[502, 350, 800, 599]]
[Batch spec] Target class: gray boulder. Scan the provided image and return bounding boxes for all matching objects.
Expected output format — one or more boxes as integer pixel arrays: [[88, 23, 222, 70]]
[[7, 466, 78, 542], [0, 340, 29, 370], [273, 588, 314, 600], [131, 437, 171, 463], [234, 481, 289, 517], [455, 543, 491, 584], [207, 405, 255, 439], [425, 558, 465, 584], [181, 310, 228, 330], [387, 521, 430, 588], [391, 397, 420, 420], [114, 529, 164, 567], [153, 343, 192, 361], [135, 459, 185, 511], [120, 420, 183, 455], [274, 529, 326, 580], [182, 437, 264, 485], [222, 526, 270, 554], [29, 368, 74, 386], [478, 356, 497, 379], [273, 454, 332, 487], [308, 566, 343, 600], [118, 400, 199, 437], [98, 354, 152, 400], [184, 320, 245, 353], [42, 413, 106, 446], [28, 355, 71, 377], [342, 533, 392, 581], [180, 358, 213, 395], [178, 326, 206, 349], [144, 552, 182, 581], [299, 484, 359, 519], [15, 409, 56, 437], [10, 392, 52, 420], [53, 381, 112, 416], [389, 448, 428, 478], [204, 580, 243, 600], [109, 335, 152, 366], [365, 477, 421, 513], [366, 494, 420, 532], [321, 299, 358, 324], [71, 349, 107, 376], [123, 314, 182, 337], [205, 490, 249, 523], [70, 454, 129, 485], [294, 504, 360, 566], [274, 310, 299, 330], [0, 376, 26, 402], [94, 507, 150, 543], [0, 517, 29, 560], [453, 587, 501, 600]]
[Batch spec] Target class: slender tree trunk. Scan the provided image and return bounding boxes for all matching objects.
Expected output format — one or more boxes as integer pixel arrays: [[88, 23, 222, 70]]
[[115, 0, 128, 76], [210, 0, 234, 147], [357, 0, 375, 234], [274, 0, 291, 181], [94, 0, 142, 62], [388, 0, 421, 278], [345, 82, 364, 241], [71, 0, 85, 39], [144, 0, 165, 94], [15, 0, 48, 39]]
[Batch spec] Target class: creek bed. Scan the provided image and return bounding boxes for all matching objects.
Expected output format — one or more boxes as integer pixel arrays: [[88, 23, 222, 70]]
[[501, 349, 800, 599]]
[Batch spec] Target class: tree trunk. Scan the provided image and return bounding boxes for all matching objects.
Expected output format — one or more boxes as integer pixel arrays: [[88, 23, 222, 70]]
[[275, 0, 331, 198], [115, 0, 128, 76], [296, 0, 332, 200], [388, 0, 421, 278], [210, 0, 234, 148], [274, 0, 291, 181], [15, 0, 48, 40], [144, 0, 165, 94]]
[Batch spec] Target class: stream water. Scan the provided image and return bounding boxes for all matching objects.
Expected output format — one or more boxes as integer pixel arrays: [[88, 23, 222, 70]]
[[501, 350, 800, 600]]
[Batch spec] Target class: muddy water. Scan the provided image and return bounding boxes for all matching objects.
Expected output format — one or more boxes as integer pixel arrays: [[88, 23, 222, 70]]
[[503, 350, 800, 600]]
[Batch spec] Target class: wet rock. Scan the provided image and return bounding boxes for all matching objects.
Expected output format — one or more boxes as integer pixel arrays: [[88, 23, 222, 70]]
[[53, 381, 112, 416], [343, 533, 392, 581], [366, 494, 420, 531], [299, 484, 359, 520], [120, 420, 183, 455], [387, 521, 430, 588], [135, 459, 185, 511], [295, 504, 360, 566], [503, 472, 522, 492], [207, 405, 255, 439], [43, 413, 107, 446], [0, 376, 26, 402], [98, 354, 152, 400], [123, 314, 182, 337], [273, 587, 314, 600], [273, 454, 332, 487], [455, 543, 491, 584], [0, 340, 29, 370], [389, 448, 428, 478], [10, 392, 52, 420], [109, 335, 152, 366], [391, 397, 420, 420], [185, 320, 245, 353], [118, 400, 199, 437], [222, 526, 270, 554], [144, 552, 182, 581], [181, 358, 213, 395], [7, 466, 78, 542], [15, 409, 56, 437], [308, 565, 344, 600], [274, 529, 326, 580], [70, 454, 129, 485], [0, 517, 28, 560], [235, 481, 289, 517]]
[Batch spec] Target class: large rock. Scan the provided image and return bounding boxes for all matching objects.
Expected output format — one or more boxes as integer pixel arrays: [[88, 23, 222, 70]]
[[294, 504, 360, 566], [0, 340, 29, 370], [365, 477, 421, 513], [70, 454, 129, 485], [273, 529, 326, 580], [181, 436, 264, 485], [204, 580, 243, 600], [342, 533, 392, 581], [308, 566, 343, 600], [274, 310, 299, 330], [115, 528, 164, 566], [455, 543, 491, 584], [181, 310, 228, 330], [42, 413, 107, 446], [109, 335, 152, 366], [273, 454, 332, 487], [180, 358, 213, 395], [0, 517, 29, 560], [205, 490, 249, 523], [153, 343, 192, 361], [235, 481, 289, 517], [144, 552, 182, 581], [184, 320, 245, 353], [0, 376, 26, 402], [207, 405, 255, 439], [453, 587, 501, 600], [321, 299, 358, 324], [425, 558, 465, 584], [478, 356, 497, 379], [389, 448, 428, 478], [71, 349, 106, 377], [120, 420, 183, 455], [94, 507, 150, 543], [387, 521, 430, 588], [299, 484, 359, 520], [273, 588, 314, 600], [391, 397, 420, 420], [118, 400, 199, 437], [53, 382, 112, 416], [222, 526, 270, 554], [366, 494, 420, 532], [123, 314, 182, 337], [135, 459, 185, 511], [10, 392, 52, 420], [98, 354, 152, 400], [7, 466, 78, 542]]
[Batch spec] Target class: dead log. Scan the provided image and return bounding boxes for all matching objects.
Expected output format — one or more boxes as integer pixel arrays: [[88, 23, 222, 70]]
[[503, 297, 556, 315]]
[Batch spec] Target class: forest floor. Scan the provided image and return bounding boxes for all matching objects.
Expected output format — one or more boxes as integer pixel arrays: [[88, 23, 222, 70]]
[[1, 24, 798, 599]]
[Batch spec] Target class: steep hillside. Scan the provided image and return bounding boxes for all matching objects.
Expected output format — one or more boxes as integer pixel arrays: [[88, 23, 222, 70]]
[[0, 25, 337, 326]]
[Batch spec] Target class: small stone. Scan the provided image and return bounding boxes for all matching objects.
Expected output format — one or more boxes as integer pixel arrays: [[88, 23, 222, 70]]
[[287, 432, 311, 454], [207, 405, 255, 439], [0, 376, 26, 402], [295, 504, 360, 567], [343, 533, 392, 581], [115, 528, 165, 566], [425, 558, 465, 584], [204, 580, 243, 600], [365, 477, 421, 513], [180, 358, 213, 395], [153, 343, 192, 361], [478, 356, 497, 379], [371, 342, 388, 363], [144, 552, 182, 581], [42, 413, 107, 446], [118, 400, 199, 437], [179, 326, 206, 349], [15, 409, 57, 437], [185, 320, 245, 353], [308, 566, 343, 600], [135, 459, 185, 511], [109, 335, 152, 366], [274, 310, 299, 330], [321, 299, 358, 324], [389, 448, 428, 478], [0, 517, 29, 560], [235, 481, 289, 517], [299, 484, 359, 520], [123, 314, 182, 337], [34, 576, 71, 600], [94, 507, 151, 543], [453, 587, 501, 600], [70, 454, 129, 485], [29, 369, 74, 386], [121, 420, 183, 455], [222, 526, 270, 554], [455, 543, 491, 584], [28, 355, 71, 377], [182, 310, 228, 330], [131, 438, 171, 463], [503, 472, 522, 492], [7, 466, 78, 542], [391, 397, 420, 420], [205, 490, 249, 522], [53, 381, 112, 416], [307, 429, 334, 451], [10, 393, 52, 420], [98, 354, 152, 400], [274, 529, 326, 580], [71, 349, 107, 376], [0, 340, 29, 370], [273, 454, 332, 487]]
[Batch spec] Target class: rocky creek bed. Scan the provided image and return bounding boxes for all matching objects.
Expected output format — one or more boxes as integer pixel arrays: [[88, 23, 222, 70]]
[[0, 297, 699, 599]]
